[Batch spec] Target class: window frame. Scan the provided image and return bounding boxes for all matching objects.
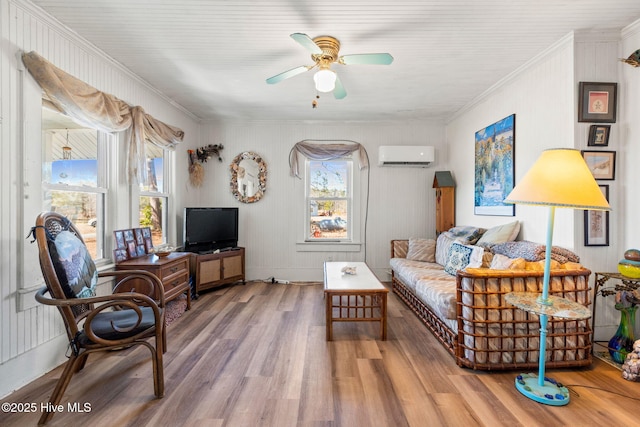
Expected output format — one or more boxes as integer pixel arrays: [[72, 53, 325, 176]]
[[296, 155, 362, 252], [41, 111, 114, 265], [305, 158, 353, 242], [137, 141, 172, 247]]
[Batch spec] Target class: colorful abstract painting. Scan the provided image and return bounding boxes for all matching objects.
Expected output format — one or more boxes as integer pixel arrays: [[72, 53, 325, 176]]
[[474, 114, 515, 216]]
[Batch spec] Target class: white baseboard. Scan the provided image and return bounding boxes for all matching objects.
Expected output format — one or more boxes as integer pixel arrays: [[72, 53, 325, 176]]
[[0, 334, 68, 399]]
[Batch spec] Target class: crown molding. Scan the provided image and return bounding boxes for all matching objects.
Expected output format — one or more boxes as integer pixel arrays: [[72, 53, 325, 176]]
[[621, 18, 640, 39], [11, 0, 200, 122], [448, 32, 575, 123]]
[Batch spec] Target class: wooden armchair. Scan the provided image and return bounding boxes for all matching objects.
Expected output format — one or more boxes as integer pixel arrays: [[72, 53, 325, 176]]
[[32, 212, 166, 425]]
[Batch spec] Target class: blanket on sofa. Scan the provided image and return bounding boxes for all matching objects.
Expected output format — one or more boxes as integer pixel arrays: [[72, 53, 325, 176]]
[[491, 240, 580, 264]]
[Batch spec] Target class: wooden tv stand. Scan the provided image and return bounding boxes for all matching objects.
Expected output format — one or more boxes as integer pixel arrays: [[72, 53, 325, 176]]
[[190, 247, 245, 293]]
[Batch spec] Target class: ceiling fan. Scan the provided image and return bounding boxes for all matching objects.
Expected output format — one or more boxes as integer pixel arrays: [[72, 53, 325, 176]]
[[266, 33, 393, 99]]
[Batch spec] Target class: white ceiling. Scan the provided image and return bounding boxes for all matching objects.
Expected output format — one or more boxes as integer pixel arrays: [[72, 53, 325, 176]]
[[31, 0, 640, 122]]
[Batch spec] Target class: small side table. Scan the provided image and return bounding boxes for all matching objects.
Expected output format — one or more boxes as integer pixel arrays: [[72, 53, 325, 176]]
[[116, 252, 192, 309], [592, 272, 640, 359], [505, 292, 591, 406]]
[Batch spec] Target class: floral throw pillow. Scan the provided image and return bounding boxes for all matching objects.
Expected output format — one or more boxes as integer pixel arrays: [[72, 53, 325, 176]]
[[49, 230, 98, 298], [444, 242, 484, 276]]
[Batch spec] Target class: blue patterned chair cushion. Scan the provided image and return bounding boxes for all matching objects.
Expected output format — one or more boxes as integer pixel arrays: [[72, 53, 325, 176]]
[[444, 242, 484, 276], [49, 230, 98, 298]]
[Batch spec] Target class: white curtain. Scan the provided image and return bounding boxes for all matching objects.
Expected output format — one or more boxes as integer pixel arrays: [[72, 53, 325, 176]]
[[22, 51, 184, 184], [289, 140, 369, 178]]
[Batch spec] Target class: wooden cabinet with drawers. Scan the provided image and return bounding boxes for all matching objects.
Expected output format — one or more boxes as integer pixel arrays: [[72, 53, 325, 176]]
[[190, 247, 245, 293], [116, 252, 191, 309]]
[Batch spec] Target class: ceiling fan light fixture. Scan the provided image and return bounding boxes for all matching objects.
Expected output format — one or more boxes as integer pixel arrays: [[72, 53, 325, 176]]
[[313, 68, 337, 92]]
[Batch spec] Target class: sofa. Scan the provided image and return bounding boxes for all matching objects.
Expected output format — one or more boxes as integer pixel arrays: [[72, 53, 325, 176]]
[[390, 222, 593, 371]]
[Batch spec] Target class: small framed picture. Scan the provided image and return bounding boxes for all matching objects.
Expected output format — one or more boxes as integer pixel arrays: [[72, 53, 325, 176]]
[[584, 185, 609, 246], [588, 125, 610, 147], [144, 238, 154, 253], [124, 229, 134, 242], [578, 82, 617, 123], [113, 248, 129, 263], [127, 241, 137, 258], [114, 230, 125, 249], [582, 150, 616, 180], [142, 227, 151, 239], [134, 228, 144, 245], [136, 245, 146, 256]]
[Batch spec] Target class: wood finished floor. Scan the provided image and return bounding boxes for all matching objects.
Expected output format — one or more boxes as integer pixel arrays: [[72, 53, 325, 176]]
[[1, 281, 639, 427]]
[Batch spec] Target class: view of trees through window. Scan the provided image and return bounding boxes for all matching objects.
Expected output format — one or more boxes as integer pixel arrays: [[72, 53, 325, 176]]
[[308, 160, 350, 240], [139, 195, 164, 246], [139, 144, 167, 247]]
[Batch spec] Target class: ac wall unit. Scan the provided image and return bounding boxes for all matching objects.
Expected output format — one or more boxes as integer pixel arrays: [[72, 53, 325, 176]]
[[378, 145, 434, 167]]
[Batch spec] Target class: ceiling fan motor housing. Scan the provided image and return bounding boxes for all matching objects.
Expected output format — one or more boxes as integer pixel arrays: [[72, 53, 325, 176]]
[[311, 36, 340, 66]]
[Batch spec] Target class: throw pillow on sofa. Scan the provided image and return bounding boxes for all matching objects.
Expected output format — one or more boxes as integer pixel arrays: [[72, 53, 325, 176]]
[[406, 238, 436, 262], [444, 242, 484, 275], [476, 220, 520, 247], [446, 225, 487, 245], [435, 232, 460, 266]]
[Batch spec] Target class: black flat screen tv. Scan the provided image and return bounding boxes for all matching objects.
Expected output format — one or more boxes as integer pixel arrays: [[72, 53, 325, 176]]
[[183, 207, 238, 253]]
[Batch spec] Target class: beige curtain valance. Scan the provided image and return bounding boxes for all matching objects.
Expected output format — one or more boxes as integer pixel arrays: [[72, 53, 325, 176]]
[[22, 51, 184, 184], [289, 140, 369, 178]]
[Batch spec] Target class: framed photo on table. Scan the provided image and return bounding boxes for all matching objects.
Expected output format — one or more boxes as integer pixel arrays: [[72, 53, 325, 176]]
[[578, 82, 617, 123], [582, 150, 616, 180], [584, 185, 609, 246], [588, 125, 610, 147]]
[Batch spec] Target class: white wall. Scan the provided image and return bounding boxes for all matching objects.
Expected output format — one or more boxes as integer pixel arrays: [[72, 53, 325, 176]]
[[621, 21, 640, 249], [447, 33, 577, 246], [0, 0, 200, 397], [190, 120, 447, 282]]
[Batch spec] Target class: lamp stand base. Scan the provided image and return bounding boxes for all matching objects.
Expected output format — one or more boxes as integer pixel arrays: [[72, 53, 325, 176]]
[[515, 373, 570, 406]]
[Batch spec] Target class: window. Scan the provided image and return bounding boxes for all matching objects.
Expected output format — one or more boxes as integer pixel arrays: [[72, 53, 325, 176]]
[[139, 141, 168, 247], [306, 159, 352, 241], [42, 106, 108, 260]]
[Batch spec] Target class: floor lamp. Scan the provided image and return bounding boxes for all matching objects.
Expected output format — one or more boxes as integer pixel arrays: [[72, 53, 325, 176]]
[[503, 148, 610, 406]]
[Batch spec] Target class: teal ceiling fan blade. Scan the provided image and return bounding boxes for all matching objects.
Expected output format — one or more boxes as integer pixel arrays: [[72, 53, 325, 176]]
[[340, 53, 394, 65], [333, 76, 347, 99], [266, 65, 311, 84], [290, 33, 322, 54]]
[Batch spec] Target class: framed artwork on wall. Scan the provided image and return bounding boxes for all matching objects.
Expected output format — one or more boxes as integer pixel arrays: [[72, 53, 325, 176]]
[[474, 114, 516, 216], [587, 125, 610, 147], [584, 185, 609, 246], [578, 82, 617, 123], [582, 150, 616, 180]]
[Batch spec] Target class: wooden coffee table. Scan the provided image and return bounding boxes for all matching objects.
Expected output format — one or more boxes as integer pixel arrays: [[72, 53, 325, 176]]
[[324, 261, 389, 341]]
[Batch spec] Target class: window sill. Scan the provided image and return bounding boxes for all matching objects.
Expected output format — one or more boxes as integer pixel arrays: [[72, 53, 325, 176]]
[[296, 241, 362, 252]]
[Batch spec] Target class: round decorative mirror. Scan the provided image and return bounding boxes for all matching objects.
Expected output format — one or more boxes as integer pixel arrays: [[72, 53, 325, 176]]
[[230, 151, 267, 203]]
